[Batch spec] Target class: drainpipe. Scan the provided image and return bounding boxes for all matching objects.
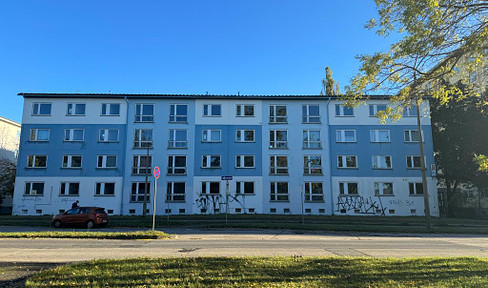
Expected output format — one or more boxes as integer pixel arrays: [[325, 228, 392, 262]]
[[326, 98, 334, 215]]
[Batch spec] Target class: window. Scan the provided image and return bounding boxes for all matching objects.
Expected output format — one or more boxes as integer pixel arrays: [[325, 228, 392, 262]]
[[29, 129, 50, 141], [132, 155, 152, 175], [134, 129, 153, 148], [167, 182, 186, 202], [302, 105, 320, 123], [97, 155, 117, 168], [403, 105, 418, 117], [236, 155, 255, 168], [169, 104, 188, 123], [372, 155, 392, 169], [67, 103, 86, 116], [101, 103, 120, 116], [60, 182, 80, 195], [406, 156, 422, 169], [409, 182, 424, 195], [203, 104, 221, 116], [374, 182, 393, 195], [236, 130, 255, 142], [27, 155, 47, 168], [202, 129, 221, 142], [201, 181, 220, 194], [130, 182, 151, 202], [337, 155, 357, 168], [169, 129, 187, 148], [270, 155, 288, 174], [99, 129, 119, 142], [202, 155, 221, 168], [304, 182, 324, 202], [303, 155, 322, 175], [336, 130, 356, 143], [339, 182, 358, 195], [32, 103, 51, 116], [269, 130, 288, 149], [370, 130, 390, 143], [62, 155, 82, 168], [135, 104, 154, 122], [270, 182, 288, 201], [369, 104, 387, 116], [269, 105, 287, 123], [64, 129, 84, 141], [303, 130, 321, 149], [167, 155, 186, 175], [236, 182, 254, 194], [24, 182, 44, 195], [95, 182, 115, 196], [335, 104, 354, 116], [236, 104, 254, 117], [404, 130, 420, 142]]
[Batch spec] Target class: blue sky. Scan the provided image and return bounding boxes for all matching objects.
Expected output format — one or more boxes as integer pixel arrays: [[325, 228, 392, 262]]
[[0, 1, 397, 123]]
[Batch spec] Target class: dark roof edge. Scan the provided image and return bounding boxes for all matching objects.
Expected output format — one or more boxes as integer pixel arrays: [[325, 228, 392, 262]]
[[18, 92, 393, 100]]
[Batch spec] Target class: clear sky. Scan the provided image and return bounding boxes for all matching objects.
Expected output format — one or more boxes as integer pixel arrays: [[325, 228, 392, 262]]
[[0, 0, 397, 123]]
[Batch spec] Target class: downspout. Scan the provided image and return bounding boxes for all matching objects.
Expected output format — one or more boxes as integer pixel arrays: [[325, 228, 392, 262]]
[[326, 98, 334, 215], [121, 96, 129, 215]]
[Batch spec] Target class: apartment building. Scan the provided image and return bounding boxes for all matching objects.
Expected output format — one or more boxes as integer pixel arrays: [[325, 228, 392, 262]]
[[12, 93, 439, 216]]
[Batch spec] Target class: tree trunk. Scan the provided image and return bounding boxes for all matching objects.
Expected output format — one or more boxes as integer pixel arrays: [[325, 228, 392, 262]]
[[416, 98, 431, 230]]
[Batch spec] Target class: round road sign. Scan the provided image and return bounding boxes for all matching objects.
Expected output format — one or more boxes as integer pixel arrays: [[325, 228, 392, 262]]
[[154, 166, 160, 179]]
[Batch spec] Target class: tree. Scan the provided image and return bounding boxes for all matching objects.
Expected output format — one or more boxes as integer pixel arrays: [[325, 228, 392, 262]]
[[321, 67, 341, 95], [0, 158, 16, 207], [345, 0, 488, 229]]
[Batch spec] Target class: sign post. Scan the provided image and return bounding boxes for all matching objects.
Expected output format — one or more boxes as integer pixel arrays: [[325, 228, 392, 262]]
[[152, 166, 160, 231], [221, 176, 232, 225]]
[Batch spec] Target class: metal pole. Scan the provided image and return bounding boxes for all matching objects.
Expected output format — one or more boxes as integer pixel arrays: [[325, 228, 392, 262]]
[[225, 180, 229, 224], [152, 178, 157, 231], [143, 145, 149, 216]]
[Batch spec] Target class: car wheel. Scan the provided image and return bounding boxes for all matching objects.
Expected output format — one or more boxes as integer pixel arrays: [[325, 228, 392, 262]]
[[53, 220, 62, 228], [86, 220, 95, 229]]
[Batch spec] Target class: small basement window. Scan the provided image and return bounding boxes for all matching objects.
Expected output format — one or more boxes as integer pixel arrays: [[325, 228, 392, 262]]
[[283, 208, 290, 214], [235, 208, 242, 213], [36, 209, 42, 214], [389, 209, 395, 214], [248, 208, 255, 213], [319, 209, 325, 214], [129, 209, 136, 214], [107, 209, 114, 214], [270, 208, 276, 213], [305, 208, 312, 213], [165, 209, 171, 213], [179, 209, 185, 214]]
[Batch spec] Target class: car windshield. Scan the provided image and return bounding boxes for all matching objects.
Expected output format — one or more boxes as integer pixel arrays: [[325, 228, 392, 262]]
[[65, 208, 79, 215], [95, 208, 106, 214]]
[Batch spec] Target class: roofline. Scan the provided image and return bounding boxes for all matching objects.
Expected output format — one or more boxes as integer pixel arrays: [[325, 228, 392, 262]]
[[18, 92, 393, 100], [0, 116, 21, 127]]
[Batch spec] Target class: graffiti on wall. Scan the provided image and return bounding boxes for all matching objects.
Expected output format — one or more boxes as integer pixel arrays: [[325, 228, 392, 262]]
[[195, 193, 248, 214], [336, 195, 387, 216]]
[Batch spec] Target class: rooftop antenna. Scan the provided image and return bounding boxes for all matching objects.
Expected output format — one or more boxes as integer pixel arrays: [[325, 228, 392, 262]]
[[238, 91, 240, 96]]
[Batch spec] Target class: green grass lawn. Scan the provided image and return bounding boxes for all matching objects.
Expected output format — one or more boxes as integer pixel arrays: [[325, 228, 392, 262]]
[[0, 230, 169, 240], [25, 257, 488, 287]]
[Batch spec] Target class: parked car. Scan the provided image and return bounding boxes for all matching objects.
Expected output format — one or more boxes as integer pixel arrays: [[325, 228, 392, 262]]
[[52, 207, 109, 229]]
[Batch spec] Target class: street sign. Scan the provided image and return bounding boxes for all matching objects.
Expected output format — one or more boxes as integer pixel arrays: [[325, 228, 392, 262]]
[[221, 176, 233, 180], [154, 166, 160, 179]]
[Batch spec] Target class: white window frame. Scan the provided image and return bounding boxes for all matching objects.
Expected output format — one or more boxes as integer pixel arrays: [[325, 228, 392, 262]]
[[269, 105, 287, 123], [403, 105, 418, 117], [99, 129, 119, 142], [336, 129, 356, 143], [201, 181, 220, 194], [236, 181, 255, 194], [66, 103, 86, 116], [374, 182, 394, 196], [130, 182, 151, 202], [24, 182, 44, 195], [372, 155, 392, 169], [270, 181, 289, 202], [168, 129, 187, 149], [202, 155, 221, 168], [203, 104, 222, 116], [304, 182, 324, 202], [409, 182, 424, 195], [132, 155, 152, 175], [303, 130, 321, 149], [337, 155, 357, 168], [236, 104, 255, 117], [64, 129, 84, 142], [134, 129, 153, 148], [335, 104, 354, 116], [95, 182, 115, 196], [27, 155, 47, 168], [270, 155, 288, 175], [339, 182, 358, 195], [167, 155, 187, 175], [32, 103, 51, 116], [60, 182, 80, 196], [235, 129, 255, 142], [166, 182, 186, 202], [370, 130, 391, 143], [369, 104, 387, 116], [135, 104, 154, 122], [29, 129, 50, 141], [406, 155, 422, 169], [235, 155, 255, 168], [302, 104, 321, 123], [101, 103, 121, 116], [169, 104, 188, 123], [97, 155, 117, 169], [404, 129, 422, 143], [62, 155, 82, 169], [202, 129, 222, 142], [269, 130, 288, 149], [303, 155, 322, 175]]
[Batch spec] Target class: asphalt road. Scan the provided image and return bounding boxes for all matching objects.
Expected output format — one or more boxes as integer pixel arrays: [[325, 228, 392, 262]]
[[2, 227, 488, 262]]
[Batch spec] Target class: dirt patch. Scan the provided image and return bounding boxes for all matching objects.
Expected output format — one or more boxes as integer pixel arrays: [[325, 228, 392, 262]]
[[0, 262, 62, 288]]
